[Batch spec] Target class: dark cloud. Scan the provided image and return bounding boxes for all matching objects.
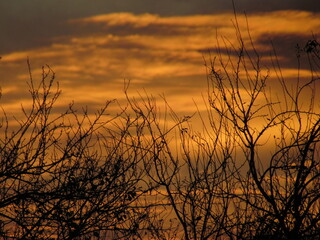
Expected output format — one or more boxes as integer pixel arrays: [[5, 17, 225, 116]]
[[232, 0, 320, 13], [256, 33, 318, 69], [258, 33, 314, 52]]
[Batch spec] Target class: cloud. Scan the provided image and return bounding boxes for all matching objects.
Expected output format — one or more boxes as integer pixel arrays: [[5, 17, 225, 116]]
[[0, 11, 319, 119]]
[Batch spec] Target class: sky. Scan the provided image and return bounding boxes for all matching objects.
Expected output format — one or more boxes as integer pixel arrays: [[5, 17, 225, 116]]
[[0, 0, 319, 120]]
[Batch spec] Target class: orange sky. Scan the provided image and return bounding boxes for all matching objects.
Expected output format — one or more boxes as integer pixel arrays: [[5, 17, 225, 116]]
[[0, 10, 319, 119]]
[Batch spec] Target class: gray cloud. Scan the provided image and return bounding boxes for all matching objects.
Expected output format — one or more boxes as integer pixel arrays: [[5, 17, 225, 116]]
[[255, 33, 318, 69]]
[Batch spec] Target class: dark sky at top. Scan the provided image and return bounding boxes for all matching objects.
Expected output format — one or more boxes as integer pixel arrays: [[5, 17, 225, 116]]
[[0, 0, 319, 54]]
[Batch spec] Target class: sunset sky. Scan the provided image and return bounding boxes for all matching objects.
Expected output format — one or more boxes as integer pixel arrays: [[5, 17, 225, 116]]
[[0, 0, 319, 118]]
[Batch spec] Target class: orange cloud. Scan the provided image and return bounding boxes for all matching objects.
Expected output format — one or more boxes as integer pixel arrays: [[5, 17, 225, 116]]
[[0, 10, 319, 119]]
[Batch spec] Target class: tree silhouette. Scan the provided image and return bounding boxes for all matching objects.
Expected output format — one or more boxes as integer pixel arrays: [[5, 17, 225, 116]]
[[0, 63, 149, 239], [0, 15, 319, 240], [124, 18, 320, 240]]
